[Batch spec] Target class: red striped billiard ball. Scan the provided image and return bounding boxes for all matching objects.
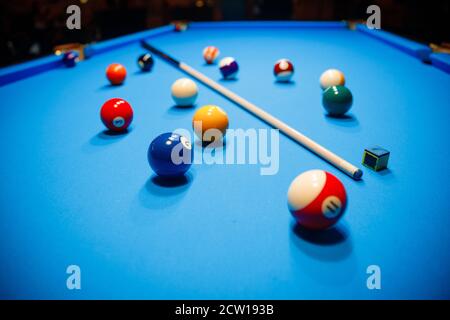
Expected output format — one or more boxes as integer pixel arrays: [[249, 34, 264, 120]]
[[100, 98, 133, 132], [106, 63, 127, 85], [274, 59, 294, 82], [287, 170, 347, 230]]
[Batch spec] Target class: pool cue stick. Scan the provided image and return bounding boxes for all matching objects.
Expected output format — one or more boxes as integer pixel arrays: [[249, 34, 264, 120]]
[[141, 41, 363, 180]]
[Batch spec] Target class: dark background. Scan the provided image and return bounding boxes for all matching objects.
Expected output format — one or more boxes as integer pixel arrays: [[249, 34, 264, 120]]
[[1, 0, 449, 67]]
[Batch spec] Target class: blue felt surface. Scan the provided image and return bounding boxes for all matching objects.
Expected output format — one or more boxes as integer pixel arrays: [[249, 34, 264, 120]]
[[0, 23, 450, 299]]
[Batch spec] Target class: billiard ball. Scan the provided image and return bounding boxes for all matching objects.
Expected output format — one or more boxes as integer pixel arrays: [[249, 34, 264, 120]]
[[274, 59, 294, 82], [320, 69, 345, 90], [322, 85, 353, 116], [203, 46, 220, 64], [148, 132, 193, 178], [171, 78, 198, 107], [219, 57, 239, 79], [192, 105, 229, 142], [137, 53, 154, 72], [287, 170, 347, 230], [100, 98, 133, 132], [62, 50, 79, 68], [174, 22, 188, 32], [106, 63, 127, 85]]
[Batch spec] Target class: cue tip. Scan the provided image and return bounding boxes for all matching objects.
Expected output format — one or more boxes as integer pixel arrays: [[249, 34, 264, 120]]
[[353, 169, 363, 180]]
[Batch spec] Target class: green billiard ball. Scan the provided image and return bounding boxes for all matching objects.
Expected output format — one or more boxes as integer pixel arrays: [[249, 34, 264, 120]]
[[322, 85, 353, 116]]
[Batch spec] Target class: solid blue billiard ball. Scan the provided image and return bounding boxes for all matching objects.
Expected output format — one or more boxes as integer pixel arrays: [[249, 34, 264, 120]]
[[148, 132, 193, 178], [62, 50, 79, 67]]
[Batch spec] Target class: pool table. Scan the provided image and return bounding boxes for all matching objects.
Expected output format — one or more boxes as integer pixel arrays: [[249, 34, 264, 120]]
[[1, 21, 449, 300]]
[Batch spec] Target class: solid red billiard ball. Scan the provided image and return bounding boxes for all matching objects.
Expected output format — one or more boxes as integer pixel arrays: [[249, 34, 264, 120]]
[[106, 63, 127, 85], [100, 98, 133, 132], [287, 170, 347, 230]]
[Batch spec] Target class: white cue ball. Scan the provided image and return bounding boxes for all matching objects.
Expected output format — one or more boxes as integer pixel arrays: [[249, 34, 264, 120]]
[[171, 78, 198, 107], [320, 69, 345, 90]]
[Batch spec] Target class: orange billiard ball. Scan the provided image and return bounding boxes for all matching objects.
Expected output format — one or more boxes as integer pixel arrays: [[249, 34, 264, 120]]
[[106, 63, 127, 85], [192, 105, 229, 142], [100, 98, 133, 132]]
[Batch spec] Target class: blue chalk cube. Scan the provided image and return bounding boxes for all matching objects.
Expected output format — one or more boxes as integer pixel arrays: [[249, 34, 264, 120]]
[[362, 146, 390, 171]]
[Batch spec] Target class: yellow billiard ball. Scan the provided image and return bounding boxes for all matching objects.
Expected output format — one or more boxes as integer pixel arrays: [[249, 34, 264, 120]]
[[192, 105, 229, 142]]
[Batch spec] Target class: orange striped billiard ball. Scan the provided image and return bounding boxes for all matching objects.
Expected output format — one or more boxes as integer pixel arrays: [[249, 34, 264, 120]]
[[203, 46, 220, 64]]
